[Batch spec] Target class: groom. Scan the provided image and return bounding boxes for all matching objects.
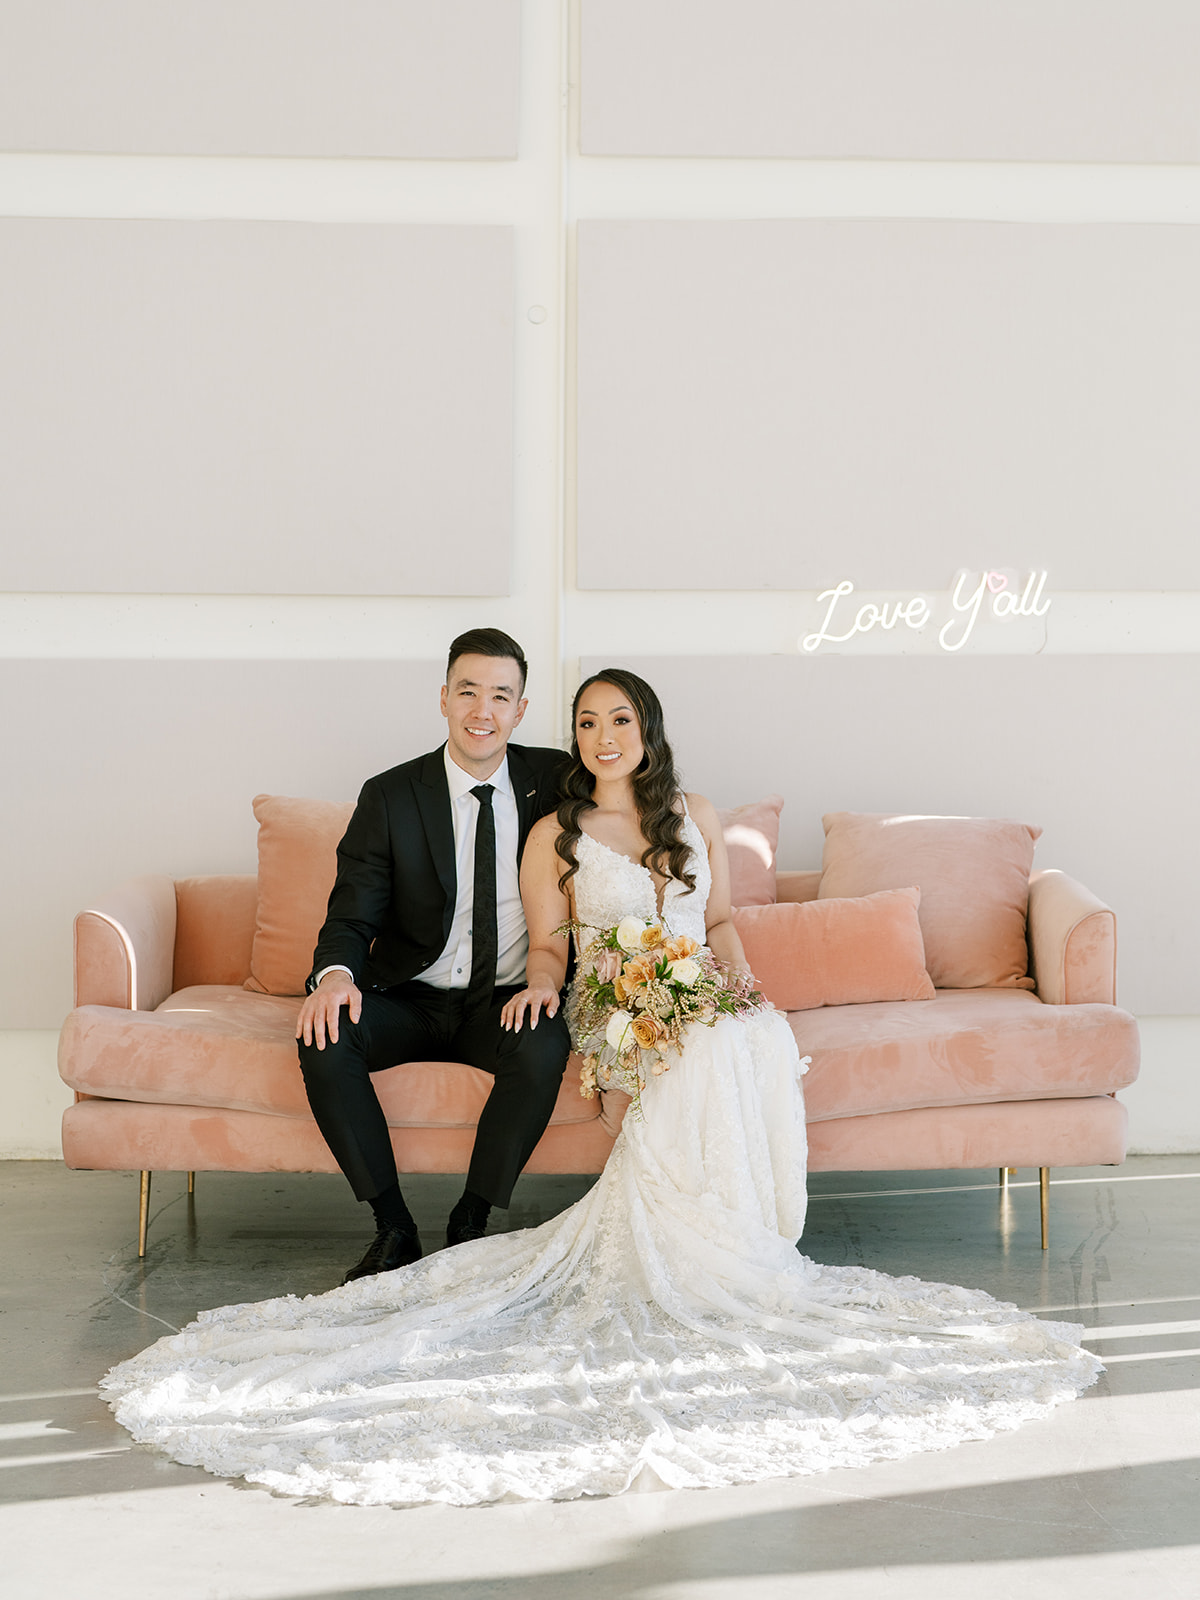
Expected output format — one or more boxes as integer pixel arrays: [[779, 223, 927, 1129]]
[[296, 628, 571, 1285]]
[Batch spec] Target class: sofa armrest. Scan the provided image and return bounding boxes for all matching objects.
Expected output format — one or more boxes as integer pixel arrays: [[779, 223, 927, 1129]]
[[74, 876, 177, 1011], [1027, 869, 1117, 1006]]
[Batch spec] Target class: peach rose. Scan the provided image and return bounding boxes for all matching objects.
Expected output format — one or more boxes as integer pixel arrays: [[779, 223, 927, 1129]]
[[663, 935, 699, 963], [639, 923, 664, 951], [629, 1014, 664, 1050]]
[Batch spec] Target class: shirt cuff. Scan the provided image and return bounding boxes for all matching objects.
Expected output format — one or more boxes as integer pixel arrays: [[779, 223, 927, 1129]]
[[313, 965, 355, 989]]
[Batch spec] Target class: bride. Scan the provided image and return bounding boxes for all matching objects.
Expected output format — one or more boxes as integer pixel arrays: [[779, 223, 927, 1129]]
[[103, 668, 1101, 1507]]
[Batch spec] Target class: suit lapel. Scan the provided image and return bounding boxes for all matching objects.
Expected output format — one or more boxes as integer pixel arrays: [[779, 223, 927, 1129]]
[[508, 746, 540, 864], [415, 747, 457, 906]]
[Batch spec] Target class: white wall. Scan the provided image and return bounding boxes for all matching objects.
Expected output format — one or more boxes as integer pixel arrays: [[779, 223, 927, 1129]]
[[1, 0, 1196, 1156]]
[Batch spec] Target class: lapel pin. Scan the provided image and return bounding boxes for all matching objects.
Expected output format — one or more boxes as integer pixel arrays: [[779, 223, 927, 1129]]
[[526, 788, 536, 798]]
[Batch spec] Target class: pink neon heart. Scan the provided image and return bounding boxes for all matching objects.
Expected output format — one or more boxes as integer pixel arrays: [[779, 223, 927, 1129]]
[[986, 571, 1008, 593]]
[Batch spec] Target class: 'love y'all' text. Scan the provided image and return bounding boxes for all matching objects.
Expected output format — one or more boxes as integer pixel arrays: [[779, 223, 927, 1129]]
[[801, 571, 1051, 655]]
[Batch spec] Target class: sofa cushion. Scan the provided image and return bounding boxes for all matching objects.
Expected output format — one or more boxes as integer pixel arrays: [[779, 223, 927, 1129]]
[[245, 794, 355, 997], [59, 987, 601, 1128], [818, 812, 1041, 989], [793, 987, 1139, 1124], [718, 794, 783, 906], [734, 889, 935, 1011]]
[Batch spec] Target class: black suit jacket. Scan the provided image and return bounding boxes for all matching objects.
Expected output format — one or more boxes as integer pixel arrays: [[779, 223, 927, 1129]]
[[307, 742, 569, 993]]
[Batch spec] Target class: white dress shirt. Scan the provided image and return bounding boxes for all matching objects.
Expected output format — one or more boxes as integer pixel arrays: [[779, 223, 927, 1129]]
[[315, 744, 528, 993]]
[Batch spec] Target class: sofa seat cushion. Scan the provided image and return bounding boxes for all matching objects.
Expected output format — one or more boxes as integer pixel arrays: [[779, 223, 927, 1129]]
[[59, 987, 600, 1128], [794, 988, 1139, 1123]]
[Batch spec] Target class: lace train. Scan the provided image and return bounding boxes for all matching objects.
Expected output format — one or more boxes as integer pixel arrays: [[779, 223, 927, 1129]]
[[103, 1008, 1100, 1506], [102, 809, 1101, 1505]]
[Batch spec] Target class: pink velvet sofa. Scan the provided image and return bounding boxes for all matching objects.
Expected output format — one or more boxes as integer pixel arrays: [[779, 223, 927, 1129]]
[[59, 799, 1139, 1256]]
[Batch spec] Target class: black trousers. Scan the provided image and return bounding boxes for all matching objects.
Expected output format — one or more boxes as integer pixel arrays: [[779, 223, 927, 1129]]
[[297, 981, 570, 1209]]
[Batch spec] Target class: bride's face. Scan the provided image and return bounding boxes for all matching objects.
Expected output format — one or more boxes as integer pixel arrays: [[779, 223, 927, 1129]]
[[575, 683, 645, 781]]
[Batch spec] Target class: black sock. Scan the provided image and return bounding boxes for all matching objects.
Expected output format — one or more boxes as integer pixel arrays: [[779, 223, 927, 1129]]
[[369, 1183, 415, 1234], [450, 1187, 492, 1223]]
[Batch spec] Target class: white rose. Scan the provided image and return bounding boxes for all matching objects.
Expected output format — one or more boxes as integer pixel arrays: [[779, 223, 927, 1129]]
[[615, 916, 648, 954], [605, 1009, 635, 1052], [667, 956, 701, 986]]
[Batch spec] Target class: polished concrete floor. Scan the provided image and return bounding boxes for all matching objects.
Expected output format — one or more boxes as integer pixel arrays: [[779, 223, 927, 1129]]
[[3, 1156, 1199, 1599]]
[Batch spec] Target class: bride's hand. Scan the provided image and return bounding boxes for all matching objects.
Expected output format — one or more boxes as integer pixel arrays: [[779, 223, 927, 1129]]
[[501, 984, 561, 1031], [726, 966, 756, 1000]]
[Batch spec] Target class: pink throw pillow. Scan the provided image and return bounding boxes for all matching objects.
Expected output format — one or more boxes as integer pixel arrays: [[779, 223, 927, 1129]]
[[245, 795, 355, 997], [734, 889, 935, 1012], [818, 812, 1041, 990], [717, 794, 784, 907]]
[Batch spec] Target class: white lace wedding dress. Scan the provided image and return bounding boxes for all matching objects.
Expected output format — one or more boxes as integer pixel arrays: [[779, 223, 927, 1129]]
[[103, 812, 1101, 1506]]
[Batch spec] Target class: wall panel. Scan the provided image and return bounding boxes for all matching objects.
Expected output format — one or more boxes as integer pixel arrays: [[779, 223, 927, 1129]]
[[582, 653, 1200, 1016], [0, 658, 456, 1028], [0, 221, 513, 595], [0, 0, 520, 157], [582, 0, 1200, 161], [577, 221, 1200, 593]]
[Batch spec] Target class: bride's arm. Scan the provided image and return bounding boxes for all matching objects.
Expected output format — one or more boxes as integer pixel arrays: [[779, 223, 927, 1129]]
[[686, 793, 752, 980], [501, 814, 573, 1032]]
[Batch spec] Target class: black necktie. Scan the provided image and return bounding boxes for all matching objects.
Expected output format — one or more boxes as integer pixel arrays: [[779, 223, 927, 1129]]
[[466, 784, 497, 1014]]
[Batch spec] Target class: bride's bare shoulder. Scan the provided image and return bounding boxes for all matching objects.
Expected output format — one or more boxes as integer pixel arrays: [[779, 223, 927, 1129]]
[[683, 791, 720, 846], [683, 790, 718, 823], [528, 812, 561, 847]]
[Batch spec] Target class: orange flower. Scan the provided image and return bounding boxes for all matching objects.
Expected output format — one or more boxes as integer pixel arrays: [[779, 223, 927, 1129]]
[[629, 1014, 664, 1050], [621, 955, 657, 988], [663, 935, 699, 963]]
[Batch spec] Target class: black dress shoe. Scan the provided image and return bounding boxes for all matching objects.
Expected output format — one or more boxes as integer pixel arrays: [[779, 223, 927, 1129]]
[[446, 1196, 491, 1248], [342, 1224, 423, 1285]]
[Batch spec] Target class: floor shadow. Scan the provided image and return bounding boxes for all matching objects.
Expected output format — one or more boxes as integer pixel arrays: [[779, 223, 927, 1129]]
[[207, 1457, 1200, 1598]]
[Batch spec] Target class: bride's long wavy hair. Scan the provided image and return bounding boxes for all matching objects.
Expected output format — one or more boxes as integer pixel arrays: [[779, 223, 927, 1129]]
[[555, 668, 696, 897]]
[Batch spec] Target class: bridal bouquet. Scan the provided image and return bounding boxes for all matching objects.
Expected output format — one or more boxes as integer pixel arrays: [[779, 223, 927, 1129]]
[[564, 914, 768, 1112]]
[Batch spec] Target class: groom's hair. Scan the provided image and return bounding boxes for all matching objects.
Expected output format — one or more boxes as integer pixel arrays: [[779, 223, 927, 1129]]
[[446, 628, 528, 694]]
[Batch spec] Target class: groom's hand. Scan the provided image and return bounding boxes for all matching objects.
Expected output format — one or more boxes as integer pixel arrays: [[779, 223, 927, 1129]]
[[296, 972, 362, 1049]]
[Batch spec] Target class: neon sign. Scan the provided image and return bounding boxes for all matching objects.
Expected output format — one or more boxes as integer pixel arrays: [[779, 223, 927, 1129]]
[[800, 571, 1051, 655]]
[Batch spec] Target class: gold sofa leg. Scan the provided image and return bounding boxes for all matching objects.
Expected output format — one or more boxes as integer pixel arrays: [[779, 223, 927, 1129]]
[[1040, 1167, 1050, 1250], [187, 1170, 195, 1195], [138, 1170, 151, 1257], [999, 1166, 1016, 1190]]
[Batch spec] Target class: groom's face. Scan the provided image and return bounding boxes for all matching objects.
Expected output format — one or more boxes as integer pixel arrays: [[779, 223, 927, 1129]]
[[440, 653, 528, 778]]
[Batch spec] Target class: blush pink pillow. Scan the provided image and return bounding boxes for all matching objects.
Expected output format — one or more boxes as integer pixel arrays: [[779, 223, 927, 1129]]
[[245, 794, 355, 997], [717, 794, 783, 907], [734, 888, 935, 1012], [818, 812, 1041, 990]]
